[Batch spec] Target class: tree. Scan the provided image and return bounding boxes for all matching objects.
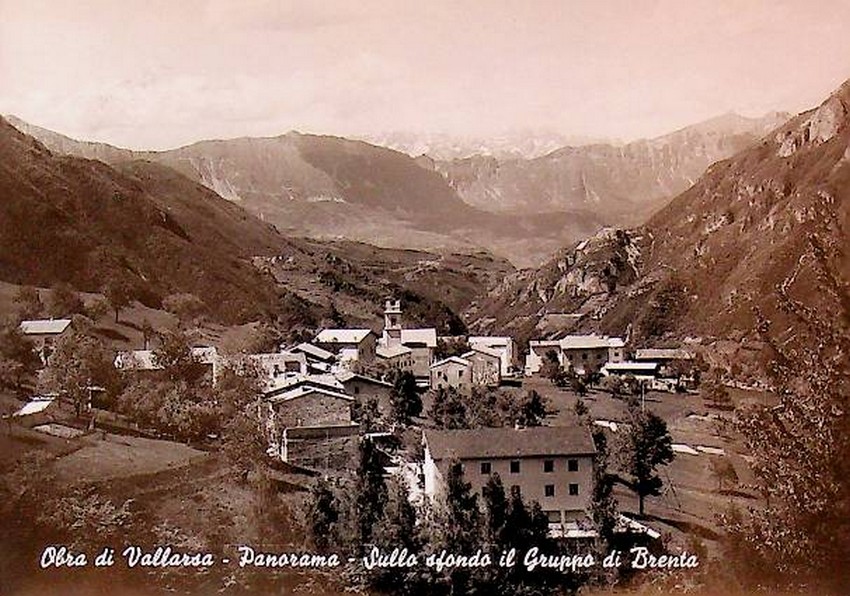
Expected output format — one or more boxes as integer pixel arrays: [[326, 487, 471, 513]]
[[389, 370, 422, 425], [724, 232, 850, 591], [0, 320, 40, 393], [590, 428, 618, 546], [140, 318, 155, 350], [624, 407, 675, 516], [429, 386, 469, 429], [434, 337, 468, 361], [85, 296, 110, 321], [13, 285, 43, 320], [47, 282, 84, 317], [709, 457, 738, 493], [482, 472, 509, 545], [152, 329, 207, 384], [703, 374, 732, 410], [356, 437, 388, 547], [103, 279, 132, 323], [442, 461, 482, 552], [42, 331, 119, 417], [308, 479, 340, 552], [517, 389, 549, 426], [162, 293, 207, 325], [574, 397, 590, 419], [541, 349, 570, 386]]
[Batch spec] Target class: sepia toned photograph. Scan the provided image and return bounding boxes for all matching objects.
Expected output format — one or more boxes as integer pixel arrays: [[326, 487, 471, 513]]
[[1, 1, 849, 594]]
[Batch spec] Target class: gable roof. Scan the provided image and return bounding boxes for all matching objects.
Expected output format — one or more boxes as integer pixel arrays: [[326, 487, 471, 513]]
[[267, 384, 353, 404], [291, 342, 335, 362], [377, 344, 412, 359], [316, 328, 373, 344], [401, 328, 437, 348], [464, 345, 502, 360], [264, 373, 344, 397], [424, 425, 596, 461], [468, 336, 512, 347], [602, 361, 660, 372], [430, 356, 471, 369], [559, 335, 624, 350], [334, 370, 393, 388], [19, 319, 72, 335]]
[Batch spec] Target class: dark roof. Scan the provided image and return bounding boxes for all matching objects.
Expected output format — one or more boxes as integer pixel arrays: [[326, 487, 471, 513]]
[[424, 425, 596, 461]]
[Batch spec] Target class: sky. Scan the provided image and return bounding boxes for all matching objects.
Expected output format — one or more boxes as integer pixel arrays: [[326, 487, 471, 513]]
[[2, 0, 850, 150]]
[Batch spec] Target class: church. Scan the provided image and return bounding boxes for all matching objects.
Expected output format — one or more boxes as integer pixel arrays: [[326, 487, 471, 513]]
[[376, 299, 437, 386]]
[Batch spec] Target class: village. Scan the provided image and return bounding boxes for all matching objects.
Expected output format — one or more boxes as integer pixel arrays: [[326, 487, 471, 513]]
[[1, 287, 757, 596]]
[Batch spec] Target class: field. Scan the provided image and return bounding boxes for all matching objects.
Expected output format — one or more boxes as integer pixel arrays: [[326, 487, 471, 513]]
[[522, 377, 767, 557]]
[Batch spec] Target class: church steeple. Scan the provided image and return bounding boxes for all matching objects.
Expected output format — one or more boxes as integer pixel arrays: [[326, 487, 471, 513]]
[[383, 299, 402, 346]]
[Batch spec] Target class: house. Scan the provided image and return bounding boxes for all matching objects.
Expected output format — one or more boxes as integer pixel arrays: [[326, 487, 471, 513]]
[[244, 351, 307, 380], [19, 318, 72, 364], [263, 373, 346, 400], [290, 342, 336, 373], [423, 425, 596, 525], [462, 346, 502, 386], [526, 335, 625, 376], [429, 356, 472, 391], [634, 348, 695, 380], [334, 370, 394, 414], [267, 384, 354, 429], [266, 383, 359, 468], [468, 336, 514, 377], [600, 361, 660, 383], [114, 346, 220, 385], [376, 343, 415, 373], [378, 299, 436, 385], [315, 329, 377, 366]]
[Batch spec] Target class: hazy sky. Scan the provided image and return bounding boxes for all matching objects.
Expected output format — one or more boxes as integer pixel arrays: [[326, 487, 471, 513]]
[[2, 0, 850, 149]]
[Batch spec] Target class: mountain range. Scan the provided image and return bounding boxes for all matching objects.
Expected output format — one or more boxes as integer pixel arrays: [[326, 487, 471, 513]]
[[430, 111, 789, 227], [0, 115, 511, 332], [469, 80, 850, 368], [7, 111, 786, 267]]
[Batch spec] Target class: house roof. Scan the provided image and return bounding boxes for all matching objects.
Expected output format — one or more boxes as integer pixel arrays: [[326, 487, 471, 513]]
[[430, 356, 471, 369], [602, 361, 660, 372], [267, 385, 353, 404], [425, 426, 596, 461], [559, 335, 624, 350], [468, 336, 512, 347], [19, 319, 72, 335], [114, 347, 217, 370], [377, 344, 412, 359], [464, 345, 502, 360], [292, 342, 335, 362], [634, 348, 694, 361], [265, 373, 344, 396], [13, 397, 56, 417], [401, 328, 437, 348], [334, 371, 393, 388], [316, 328, 373, 344]]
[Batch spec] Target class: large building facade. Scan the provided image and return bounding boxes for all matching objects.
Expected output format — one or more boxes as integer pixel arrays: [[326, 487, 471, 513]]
[[423, 426, 596, 525]]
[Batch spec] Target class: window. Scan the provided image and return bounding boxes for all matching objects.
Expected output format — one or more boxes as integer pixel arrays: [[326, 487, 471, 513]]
[[544, 460, 554, 473], [544, 484, 555, 497], [582, 353, 588, 360], [510, 460, 520, 474], [354, 386, 360, 395], [545, 510, 561, 523], [569, 483, 579, 496], [568, 459, 579, 472], [458, 370, 463, 379], [480, 462, 491, 475]]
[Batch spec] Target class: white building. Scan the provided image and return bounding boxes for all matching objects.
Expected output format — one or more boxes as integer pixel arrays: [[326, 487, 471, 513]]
[[377, 299, 436, 384], [468, 336, 515, 377], [526, 334, 625, 376]]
